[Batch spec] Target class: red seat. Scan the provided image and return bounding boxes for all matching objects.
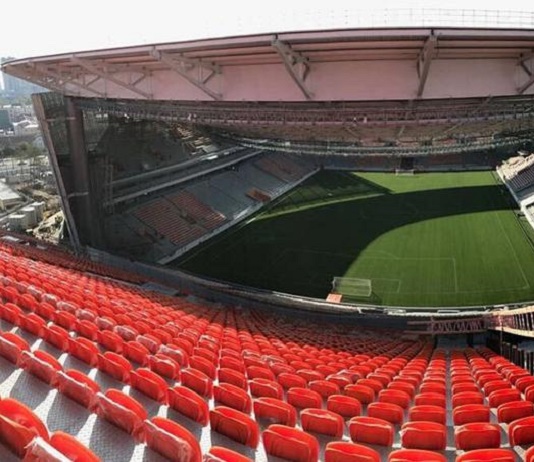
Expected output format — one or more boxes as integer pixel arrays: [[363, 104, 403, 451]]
[[277, 372, 307, 390], [455, 423, 501, 450], [136, 334, 161, 355], [452, 392, 484, 408], [147, 354, 180, 380], [379, 389, 411, 409], [482, 380, 510, 396], [0, 331, 29, 364], [130, 368, 168, 403], [349, 416, 394, 447], [455, 448, 516, 462], [452, 404, 490, 426], [326, 395, 361, 419], [76, 319, 98, 341], [209, 407, 259, 448], [55, 311, 77, 330], [0, 302, 22, 324], [190, 355, 216, 380], [219, 368, 248, 390], [344, 384, 375, 404], [56, 369, 100, 410], [96, 389, 147, 436], [300, 408, 344, 437], [24, 431, 100, 462], [287, 387, 322, 409], [20, 313, 46, 337], [414, 392, 446, 408], [497, 400, 534, 424], [44, 325, 70, 351], [97, 330, 124, 354], [20, 350, 61, 385], [488, 389, 521, 408], [309, 379, 340, 399], [98, 351, 132, 383], [142, 417, 201, 462], [214, 383, 252, 413], [388, 449, 446, 462], [419, 383, 446, 395], [357, 378, 384, 393], [263, 424, 319, 462], [508, 415, 534, 446], [0, 398, 49, 456], [325, 441, 380, 462], [400, 421, 446, 450], [408, 405, 446, 425], [388, 381, 415, 398], [168, 386, 209, 426], [368, 402, 404, 425], [515, 376, 534, 393], [249, 378, 283, 399], [253, 397, 297, 426], [452, 382, 479, 394], [204, 446, 252, 462], [68, 337, 99, 367], [181, 368, 213, 398], [123, 340, 149, 366]]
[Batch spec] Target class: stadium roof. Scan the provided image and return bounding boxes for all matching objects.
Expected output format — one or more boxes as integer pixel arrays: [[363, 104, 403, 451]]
[[3, 27, 534, 101]]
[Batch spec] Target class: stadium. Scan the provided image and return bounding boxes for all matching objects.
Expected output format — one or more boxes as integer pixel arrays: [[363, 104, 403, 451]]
[[1, 8, 534, 462]]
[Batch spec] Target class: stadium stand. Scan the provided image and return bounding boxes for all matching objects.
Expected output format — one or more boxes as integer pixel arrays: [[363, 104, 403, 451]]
[[0, 237, 532, 460]]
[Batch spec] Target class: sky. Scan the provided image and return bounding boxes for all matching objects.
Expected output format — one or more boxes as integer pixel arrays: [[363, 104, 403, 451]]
[[1, 0, 534, 86]]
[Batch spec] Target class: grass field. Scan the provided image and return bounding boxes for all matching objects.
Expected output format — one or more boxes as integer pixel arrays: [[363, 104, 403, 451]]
[[176, 170, 534, 307]]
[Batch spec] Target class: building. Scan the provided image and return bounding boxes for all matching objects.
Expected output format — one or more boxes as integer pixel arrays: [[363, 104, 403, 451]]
[[1, 57, 44, 96]]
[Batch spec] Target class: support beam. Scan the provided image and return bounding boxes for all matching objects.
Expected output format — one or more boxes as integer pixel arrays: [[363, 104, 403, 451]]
[[518, 74, 534, 95], [519, 49, 534, 65], [149, 49, 221, 101], [30, 64, 106, 97], [272, 38, 313, 101], [416, 35, 437, 98], [70, 56, 151, 99]]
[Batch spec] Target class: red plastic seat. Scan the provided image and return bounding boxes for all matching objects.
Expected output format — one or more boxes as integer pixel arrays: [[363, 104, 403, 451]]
[[168, 386, 209, 426], [253, 397, 297, 426], [414, 392, 446, 408], [452, 404, 490, 426], [181, 368, 213, 398], [277, 372, 307, 390], [455, 423, 501, 450], [147, 354, 180, 380], [309, 379, 340, 399], [214, 383, 252, 413], [249, 378, 283, 399], [408, 405, 446, 425], [400, 421, 446, 450], [515, 376, 534, 393], [455, 448, 516, 462], [388, 381, 416, 398], [190, 355, 216, 380], [123, 340, 149, 366], [209, 407, 259, 448], [344, 384, 375, 404], [97, 330, 124, 354], [326, 395, 361, 419], [219, 368, 248, 390], [497, 400, 534, 424], [130, 368, 168, 403], [68, 337, 99, 367], [0, 398, 49, 456], [452, 382, 479, 394], [0, 302, 22, 324], [44, 325, 70, 351], [508, 415, 534, 446], [96, 389, 147, 436], [357, 378, 384, 393], [452, 392, 484, 408], [204, 446, 252, 462], [20, 350, 61, 385], [20, 313, 46, 337], [142, 417, 201, 462], [0, 331, 29, 364], [482, 380, 510, 396], [368, 402, 404, 425], [55, 311, 77, 330], [263, 424, 319, 462], [379, 389, 411, 409], [300, 408, 344, 437], [348, 416, 394, 447], [76, 319, 99, 341], [419, 382, 446, 395], [325, 441, 380, 462], [24, 431, 100, 462], [56, 369, 100, 409], [98, 351, 132, 383], [488, 389, 521, 408], [388, 449, 446, 462], [287, 387, 322, 409]]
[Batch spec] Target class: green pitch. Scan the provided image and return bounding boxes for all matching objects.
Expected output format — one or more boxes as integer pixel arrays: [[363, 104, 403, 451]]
[[176, 170, 534, 307]]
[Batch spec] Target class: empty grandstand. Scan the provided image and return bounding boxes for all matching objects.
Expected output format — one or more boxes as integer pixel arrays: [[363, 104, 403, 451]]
[[2, 14, 534, 462]]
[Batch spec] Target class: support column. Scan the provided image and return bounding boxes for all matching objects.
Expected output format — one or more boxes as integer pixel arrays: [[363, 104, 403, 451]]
[[65, 97, 101, 247]]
